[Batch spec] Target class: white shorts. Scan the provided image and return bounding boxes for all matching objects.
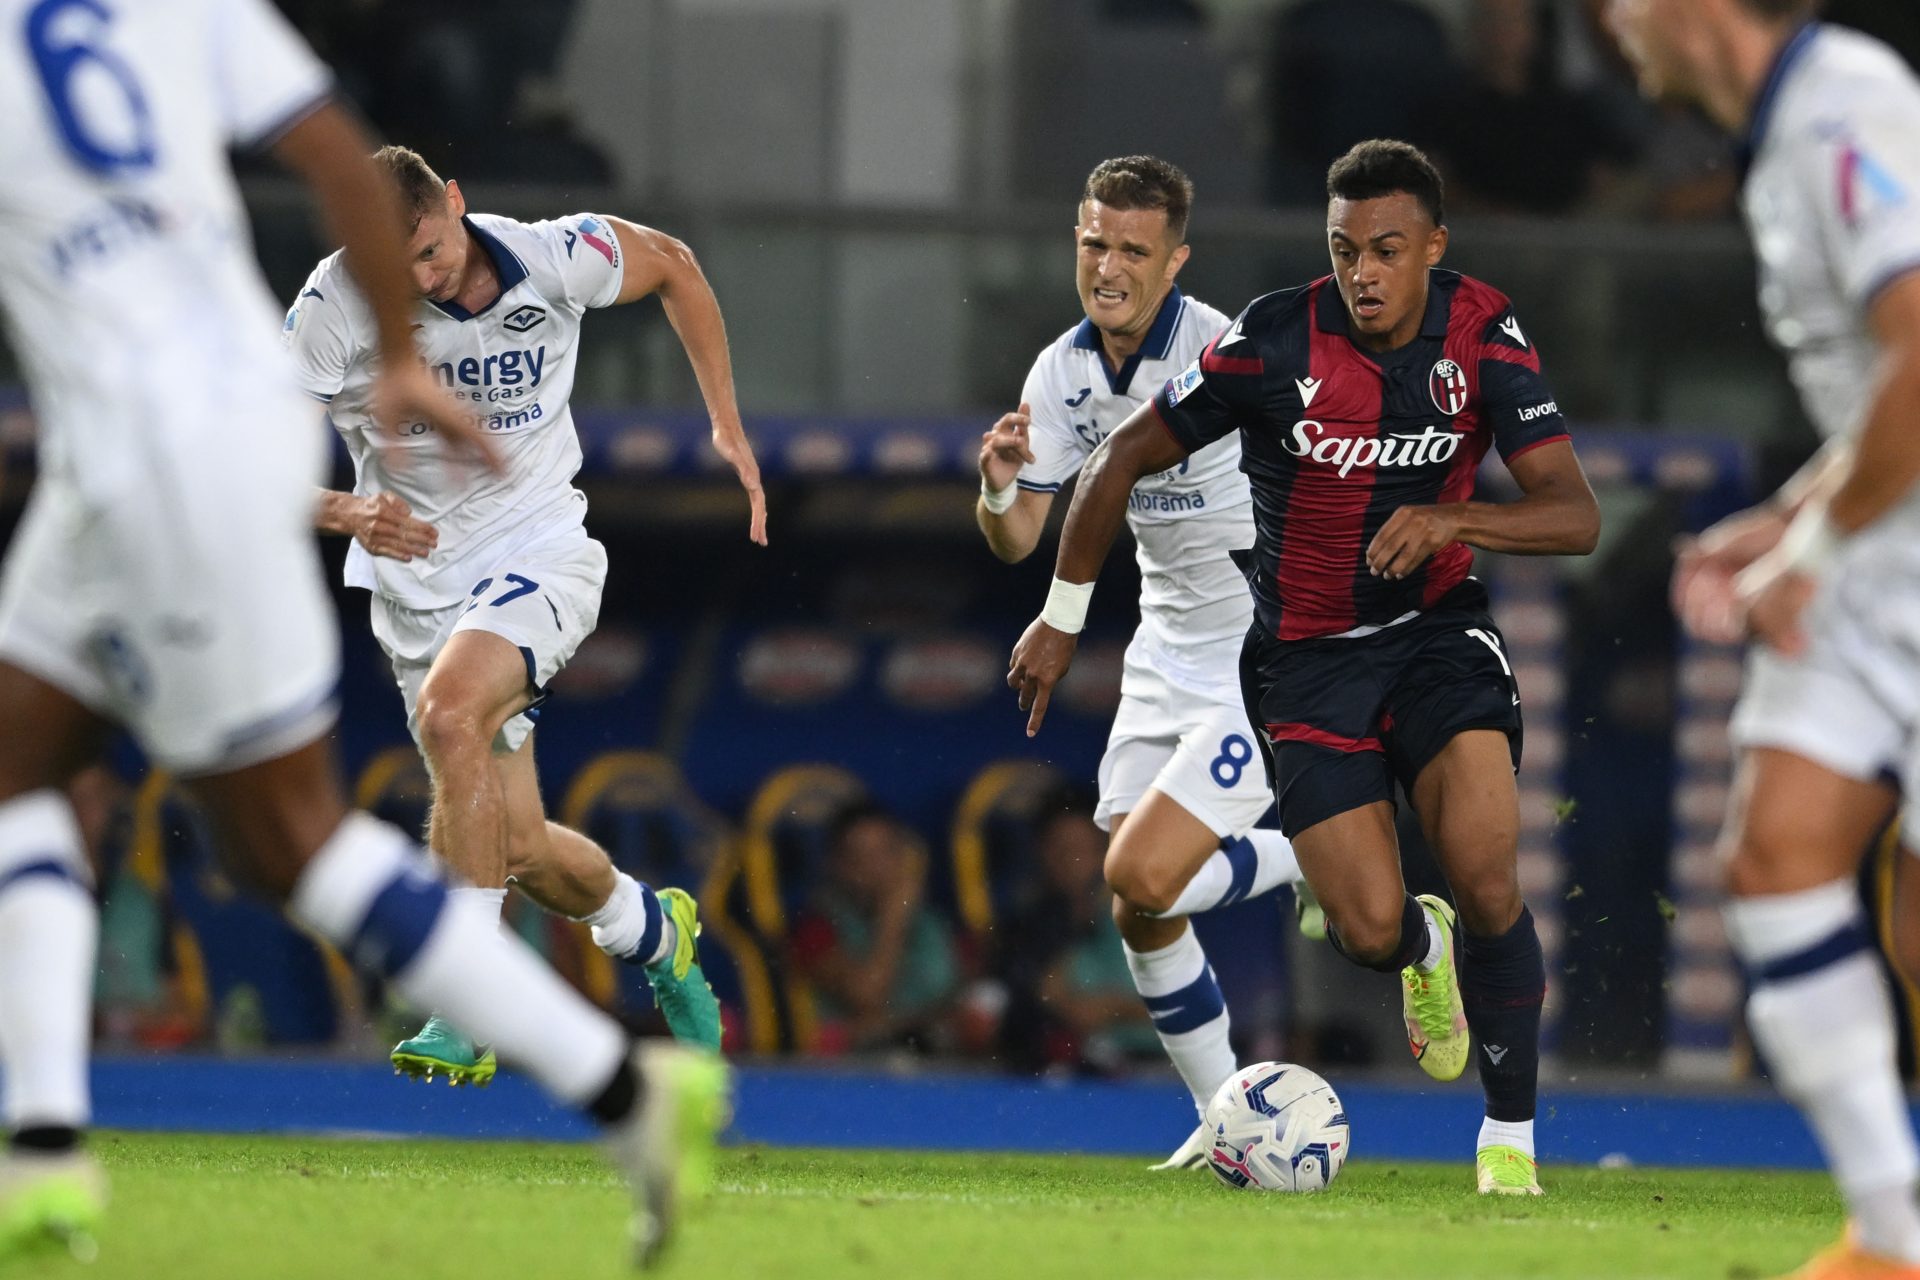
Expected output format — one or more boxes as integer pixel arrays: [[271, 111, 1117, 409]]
[[1094, 639, 1276, 837], [370, 526, 607, 755], [1729, 544, 1920, 832], [0, 435, 339, 775]]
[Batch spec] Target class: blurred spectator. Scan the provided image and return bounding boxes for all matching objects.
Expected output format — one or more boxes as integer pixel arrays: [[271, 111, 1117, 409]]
[[789, 802, 963, 1054], [994, 796, 1156, 1076], [1425, 0, 1639, 215], [1264, 0, 1458, 204]]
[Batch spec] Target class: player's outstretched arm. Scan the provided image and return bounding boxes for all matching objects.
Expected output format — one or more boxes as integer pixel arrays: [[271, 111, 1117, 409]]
[[605, 218, 767, 546], [1737, 273, 1920, 654], [1366, 440, 1600, 581], [1007, 403, 1189, 736], [976, 402, 1054, 562], [1671, 440, 1849, 645], [313, 490, 439, 562], [271, 105, 498, 472]]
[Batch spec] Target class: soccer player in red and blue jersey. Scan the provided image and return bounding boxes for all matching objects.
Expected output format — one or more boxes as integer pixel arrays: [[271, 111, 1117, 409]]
[[1008, 140, 1600, 1195]]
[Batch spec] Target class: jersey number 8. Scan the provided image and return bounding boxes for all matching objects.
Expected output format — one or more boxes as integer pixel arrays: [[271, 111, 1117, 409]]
[[24, 0, 157, 175]]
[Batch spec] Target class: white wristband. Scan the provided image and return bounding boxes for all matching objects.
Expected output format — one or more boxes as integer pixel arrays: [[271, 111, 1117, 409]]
[[980, 477, 1017, 515], [1041, 577, 1095, 634], [1778, 506, 1845, 576]]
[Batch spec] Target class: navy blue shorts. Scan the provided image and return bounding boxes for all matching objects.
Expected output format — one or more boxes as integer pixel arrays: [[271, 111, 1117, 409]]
[[1238, 580, 1523, 838]]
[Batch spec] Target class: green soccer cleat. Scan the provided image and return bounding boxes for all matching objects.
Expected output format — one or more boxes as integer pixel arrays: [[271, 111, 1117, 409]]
[[1293, 881, 1327, 942], [605, 1043, 732, 1268], [645, 888, 723, 1054], [1401, 894, 1470, 1083], [391, 1014, 498, 1087], [0, 1151, 107, 1262], [1476, 1144, 1544, 1196]]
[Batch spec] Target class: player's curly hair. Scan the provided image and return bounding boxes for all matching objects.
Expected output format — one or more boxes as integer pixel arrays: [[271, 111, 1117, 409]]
[[1325, 139, 1446, 227], [372, 145, 449, 232], [1082, 155, 1194, 243]]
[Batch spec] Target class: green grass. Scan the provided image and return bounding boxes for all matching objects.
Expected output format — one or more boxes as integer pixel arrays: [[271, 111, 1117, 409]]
[[8, 1133, 1845, 1280]]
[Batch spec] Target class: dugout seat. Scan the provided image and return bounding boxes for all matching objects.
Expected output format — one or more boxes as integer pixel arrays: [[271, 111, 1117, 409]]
[[703, 763, 868, 1054], [947, 760, 1067, 945], [353, 746, 432, 842], [128, 774, 355, 1047], [556, 751, 738, 1023]]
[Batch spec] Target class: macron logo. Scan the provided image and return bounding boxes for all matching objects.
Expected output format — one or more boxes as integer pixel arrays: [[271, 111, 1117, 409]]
[[1296, 376, 1322, 409], [1216, 317, 1247, 348], [1498, 316, 1528, 348], [1485, 1044, 1509, 1065]]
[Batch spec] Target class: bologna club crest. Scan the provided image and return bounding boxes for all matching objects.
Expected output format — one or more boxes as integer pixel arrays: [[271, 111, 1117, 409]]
[[1428, 359, 1468, 416]]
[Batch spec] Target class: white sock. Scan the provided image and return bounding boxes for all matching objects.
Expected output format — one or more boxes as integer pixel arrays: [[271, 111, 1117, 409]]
[[0, 791, 95, 1132], [1414, 908, 1445, 973], [1123, 925, 1235, 1116], [1478, 1116, 1535, 1159], [581, 872, 675, 964], [291, 813, 627, 1106], [1727, 881, 1920, 1262], [452, 885, 508, 918], [1158, 830, 1303, 918]]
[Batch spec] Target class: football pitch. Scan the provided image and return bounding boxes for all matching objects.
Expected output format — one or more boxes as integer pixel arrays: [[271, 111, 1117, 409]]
[[16, 1133, 1842, 1280]]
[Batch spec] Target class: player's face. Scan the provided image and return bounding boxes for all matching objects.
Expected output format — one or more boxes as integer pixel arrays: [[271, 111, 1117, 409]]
[[1605, 0, 1704, 105], [1075, 201, 1190, 341], [404, 180, 472, 303], [1326, 193, 1448, 351]]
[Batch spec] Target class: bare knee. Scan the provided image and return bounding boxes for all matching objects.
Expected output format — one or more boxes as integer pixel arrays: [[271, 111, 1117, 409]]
[[1446, 859, 1521, 937], [1104, 843, 1183, 916], [1324, 893, 1408, 963], [415, 693, 492, 769]]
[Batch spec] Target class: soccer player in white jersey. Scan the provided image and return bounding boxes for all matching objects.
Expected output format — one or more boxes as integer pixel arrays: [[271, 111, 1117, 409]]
[[286, 146, 763, 1083], [0, 0, 721, 1262], [977, 156, 1305, 1167], [1612, 2, 1920, 1276]]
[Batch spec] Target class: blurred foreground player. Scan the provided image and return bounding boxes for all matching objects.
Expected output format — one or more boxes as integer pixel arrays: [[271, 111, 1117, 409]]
[[1614, 1, 1920, 1275], [290, 146, 762, 1080], [0, 0, 721, 1263], [977, 155, 1307, 1168], [1009, 141, 1599, 1195]]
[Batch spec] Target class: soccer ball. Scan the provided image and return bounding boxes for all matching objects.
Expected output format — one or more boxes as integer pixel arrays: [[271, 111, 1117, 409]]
[[1203, 1061, 1350, 1193]]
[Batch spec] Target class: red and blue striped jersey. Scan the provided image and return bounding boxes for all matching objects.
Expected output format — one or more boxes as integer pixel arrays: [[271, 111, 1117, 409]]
[[1152, 269, 1570, 641]]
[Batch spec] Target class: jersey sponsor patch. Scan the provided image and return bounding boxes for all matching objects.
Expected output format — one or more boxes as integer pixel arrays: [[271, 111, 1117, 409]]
[[574, 216, 618, 266], [1165, 359, 1206, 407]]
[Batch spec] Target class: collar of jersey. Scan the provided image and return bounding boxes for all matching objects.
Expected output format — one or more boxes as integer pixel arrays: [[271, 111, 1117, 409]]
[[1740, 21, 1821, 177], [1313, 270, 1455, 354], [429, 216, 531, 322], [1070, 285, 1184, 396]]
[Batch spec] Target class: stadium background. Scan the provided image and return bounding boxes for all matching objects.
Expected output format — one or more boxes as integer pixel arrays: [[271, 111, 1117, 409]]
[[6, 0, 1920, 1135]]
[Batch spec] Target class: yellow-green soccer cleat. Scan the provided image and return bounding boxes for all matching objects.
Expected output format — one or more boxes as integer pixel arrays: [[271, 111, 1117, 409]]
[[1401, 893, 1470, 1082], [605, 1043, 733, 1269], [1476, 1144, 1544, 1196], [645, 888, 723, 1054], [0, 1151, 107, 1262], [391, 1013, 498, 1087], [1293, 880, 1327, 942]]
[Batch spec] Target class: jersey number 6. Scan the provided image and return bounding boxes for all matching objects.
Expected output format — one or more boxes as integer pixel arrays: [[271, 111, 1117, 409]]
[[24, 0, 158, 175]]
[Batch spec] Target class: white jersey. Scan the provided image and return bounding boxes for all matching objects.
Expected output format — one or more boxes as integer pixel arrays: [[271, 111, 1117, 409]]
[[285, 211, 626, 609], [1018, 288, 1251, 691], [0, 0, 331, 500], [1743, 24, 1920, 444]]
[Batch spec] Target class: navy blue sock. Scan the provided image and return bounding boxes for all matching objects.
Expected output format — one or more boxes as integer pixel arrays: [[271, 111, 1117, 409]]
[[1327, 893, 1426, 974], [1461, 905, 1546, 1123]]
